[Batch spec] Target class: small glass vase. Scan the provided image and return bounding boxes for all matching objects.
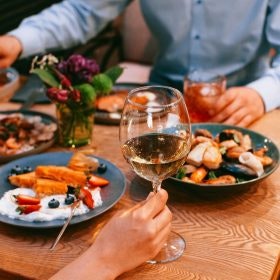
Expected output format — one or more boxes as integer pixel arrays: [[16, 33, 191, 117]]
[[56, 103, 94, 147]]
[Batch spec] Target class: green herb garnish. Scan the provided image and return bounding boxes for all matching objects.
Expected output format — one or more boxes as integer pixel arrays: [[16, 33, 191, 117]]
[[208, 171, 217, 179], [176, 168, 185, 179]]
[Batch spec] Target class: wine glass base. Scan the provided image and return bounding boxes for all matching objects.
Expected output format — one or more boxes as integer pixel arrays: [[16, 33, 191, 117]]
[[147, 231, 186, 264]]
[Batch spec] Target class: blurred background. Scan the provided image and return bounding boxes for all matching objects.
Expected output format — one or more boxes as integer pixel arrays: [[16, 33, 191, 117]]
[[0, 0, 156, 75]]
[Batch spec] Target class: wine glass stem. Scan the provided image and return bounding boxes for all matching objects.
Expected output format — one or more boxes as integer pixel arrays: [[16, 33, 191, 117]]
[[152, 180, 162, 194]]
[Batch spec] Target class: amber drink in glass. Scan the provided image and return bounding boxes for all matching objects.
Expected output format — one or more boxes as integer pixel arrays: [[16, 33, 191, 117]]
[[184, 74, 226, 123]]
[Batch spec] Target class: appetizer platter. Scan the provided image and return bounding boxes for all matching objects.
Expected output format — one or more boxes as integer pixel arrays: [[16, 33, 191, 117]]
[[0, 110, 57, 163], [171, 123, 279, 190], [0, 151, 126, 228]]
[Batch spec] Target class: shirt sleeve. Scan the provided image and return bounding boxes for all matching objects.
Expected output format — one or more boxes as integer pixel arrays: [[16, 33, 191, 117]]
[[246, 0, 280, 112], [8, 0, 129, 58]]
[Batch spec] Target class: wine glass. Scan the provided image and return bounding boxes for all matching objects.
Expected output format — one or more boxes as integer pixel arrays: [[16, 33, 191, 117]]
[[119, 85, 192, 263]]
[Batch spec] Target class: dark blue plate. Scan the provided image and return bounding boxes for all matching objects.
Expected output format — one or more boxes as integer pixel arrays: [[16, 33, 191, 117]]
[[169, 123, 280, 191], [0, 152, 126, 228]]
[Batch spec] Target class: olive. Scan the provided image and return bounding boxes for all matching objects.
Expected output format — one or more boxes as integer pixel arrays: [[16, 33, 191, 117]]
[[11, 165, 22, 175], [23, 166, 33, 173], [97, 163, 107, 174], [65, 195, 75, 205], [48, 198, 60, 208]]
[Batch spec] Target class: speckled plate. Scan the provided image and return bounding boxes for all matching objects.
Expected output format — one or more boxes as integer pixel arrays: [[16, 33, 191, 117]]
[[0, 110, 57, 164], [0, 152, 126, 228], [168, 123, 280, 191]]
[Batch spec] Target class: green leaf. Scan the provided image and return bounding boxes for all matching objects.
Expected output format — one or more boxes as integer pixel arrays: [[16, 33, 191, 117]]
[[236, 177, 246, 183], [75, 84, 97, 105], [30, 68, 60, 87], [175, 168, 185, 179], [91, 73, 113, 95], [105, 66, 124, 83], [208, 171, 217, 179]]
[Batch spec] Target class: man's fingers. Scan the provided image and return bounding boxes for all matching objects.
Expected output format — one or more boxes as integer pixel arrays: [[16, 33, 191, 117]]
[[153, 205, 172, 232], [139, 189, 168, 219], [149, 222, 172, 259], [209, 87, 264, 126], [213, 89, 236, 113], [221, 107, 248, 125], [210, 99, 241, 123], [0, 58, 12, 69], [146, 192, 155, 201], [235, 114, 254, 127]]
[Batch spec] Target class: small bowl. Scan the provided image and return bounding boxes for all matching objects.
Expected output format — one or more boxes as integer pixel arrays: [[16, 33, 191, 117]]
[[0, 67, 20, 102]]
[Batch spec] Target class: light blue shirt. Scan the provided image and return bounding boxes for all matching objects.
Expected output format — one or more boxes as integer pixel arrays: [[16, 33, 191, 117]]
[[9, 0, 280, 112]]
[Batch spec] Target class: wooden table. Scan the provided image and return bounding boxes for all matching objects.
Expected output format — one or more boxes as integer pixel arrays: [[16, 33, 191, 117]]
[[0, 102, 279, 280]]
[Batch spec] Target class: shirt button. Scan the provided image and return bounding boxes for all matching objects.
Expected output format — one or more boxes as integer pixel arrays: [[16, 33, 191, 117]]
[[194, 34, 200, 40], [197, 0, 202, 4]]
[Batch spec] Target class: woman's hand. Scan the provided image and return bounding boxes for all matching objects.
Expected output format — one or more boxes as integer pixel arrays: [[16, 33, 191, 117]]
[[0, 35, 22, 68], [209, 86, 265, 127], [50, 189, 172, 280]]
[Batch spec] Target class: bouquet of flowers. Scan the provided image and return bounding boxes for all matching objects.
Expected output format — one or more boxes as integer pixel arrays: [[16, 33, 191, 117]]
[[30, 54, 123, 147]]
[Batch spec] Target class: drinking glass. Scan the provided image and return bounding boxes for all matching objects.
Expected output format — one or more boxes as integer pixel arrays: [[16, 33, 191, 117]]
[[184, 71, 226, 123], [119, 85, 192, 263]]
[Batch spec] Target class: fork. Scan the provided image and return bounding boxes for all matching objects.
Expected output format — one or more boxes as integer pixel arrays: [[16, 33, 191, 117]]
[[50, 200, 80, 251]]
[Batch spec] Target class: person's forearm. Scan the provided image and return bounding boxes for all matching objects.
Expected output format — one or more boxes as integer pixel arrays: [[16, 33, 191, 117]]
[[49, 245, 118, 280], [8, 0, 129, 58], [246, 65, 280, 112], [0, 35, 23, 68]]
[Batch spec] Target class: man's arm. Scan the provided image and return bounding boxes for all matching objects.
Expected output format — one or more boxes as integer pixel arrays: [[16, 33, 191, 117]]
[[1, 0, 129, 64], [246, 1, 280, 112], [210, 2, 280, 126]]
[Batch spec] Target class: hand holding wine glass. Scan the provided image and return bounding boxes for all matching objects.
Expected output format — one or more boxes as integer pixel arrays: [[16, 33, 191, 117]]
[[119, 85, 192, 263]]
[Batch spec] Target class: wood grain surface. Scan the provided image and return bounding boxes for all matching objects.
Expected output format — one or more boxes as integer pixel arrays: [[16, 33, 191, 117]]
[[0, 102, 279, 280]]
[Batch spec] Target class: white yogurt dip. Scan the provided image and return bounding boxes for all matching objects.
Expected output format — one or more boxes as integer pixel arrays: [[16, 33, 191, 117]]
[[0, 187, 102, 222]]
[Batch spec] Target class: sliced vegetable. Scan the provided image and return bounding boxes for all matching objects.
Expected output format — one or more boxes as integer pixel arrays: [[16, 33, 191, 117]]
[[75, 187, 94, 209], [16, 204, 41, 215], [88, 175, 109, 187], [14, 194, 40, 205]]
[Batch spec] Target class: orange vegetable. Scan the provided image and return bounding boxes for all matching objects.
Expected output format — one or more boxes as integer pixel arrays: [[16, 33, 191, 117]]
[[190, 167, 208, 183], [6, 138, 21, 149]]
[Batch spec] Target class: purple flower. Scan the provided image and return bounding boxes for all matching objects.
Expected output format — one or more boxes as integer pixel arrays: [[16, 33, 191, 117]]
[[57, 54, 100, 84]]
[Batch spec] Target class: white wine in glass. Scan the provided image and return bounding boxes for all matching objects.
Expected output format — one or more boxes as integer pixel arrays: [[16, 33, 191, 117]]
[[119, 85, 192, 263]]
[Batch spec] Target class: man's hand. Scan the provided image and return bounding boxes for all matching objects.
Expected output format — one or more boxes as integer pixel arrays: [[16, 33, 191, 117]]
[[209, 86, 265, 127], [50, 189, 172, 280], [0, 35, 22, 68]]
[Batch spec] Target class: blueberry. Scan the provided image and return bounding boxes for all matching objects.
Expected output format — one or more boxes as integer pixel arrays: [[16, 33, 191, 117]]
[[65, 195, 75, 205], [11, 165, 22, 175], [48, 198, 60, 208], [97, 163, 107, 174], [23, 166, 33, 173]]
